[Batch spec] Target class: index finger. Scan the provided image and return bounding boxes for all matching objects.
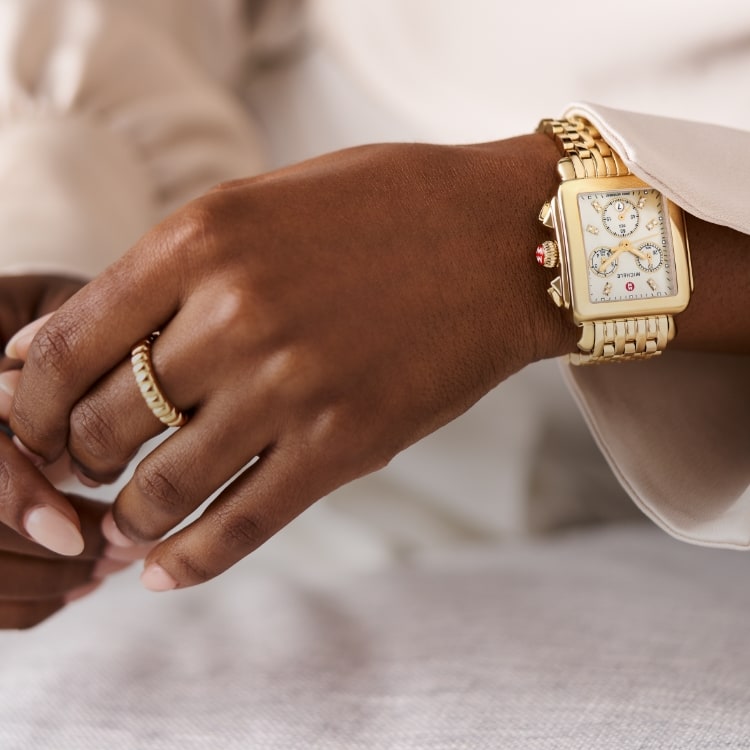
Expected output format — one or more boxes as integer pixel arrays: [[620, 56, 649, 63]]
[[9, 217, 188, 462]]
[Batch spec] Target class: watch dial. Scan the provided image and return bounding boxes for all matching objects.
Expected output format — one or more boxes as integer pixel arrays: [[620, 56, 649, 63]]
[[577, 189, 677, 303]]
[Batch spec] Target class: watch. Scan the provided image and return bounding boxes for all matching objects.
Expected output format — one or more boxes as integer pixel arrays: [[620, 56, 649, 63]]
[[534, 116, 692, 365]]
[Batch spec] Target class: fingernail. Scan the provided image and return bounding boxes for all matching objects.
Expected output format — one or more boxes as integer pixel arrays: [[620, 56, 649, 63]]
[[72, 465, 102, 489], [0, 388, 11, 418], [101, 512, 134, 548], [64, 581, 101, 604], [141, 563, 177, 592], [0, 370, 19, 395], [0, 371, 19, 417], [24, 505, 85, 556], [12, 436, 47, 469], [5, 313, 53, 360], [104, 543, 153, 562], [92, 558, 131, 580]]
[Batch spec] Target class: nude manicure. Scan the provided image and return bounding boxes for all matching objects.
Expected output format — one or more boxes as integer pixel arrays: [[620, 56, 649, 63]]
[[101, 512, 135, 548], [24, 505, 85, 556], [141, 564, 177, 592], [0, 370, 19, 419], [12, 436, 47, 469], [72, 465, 102, 489], [5, 313, 53, 360]]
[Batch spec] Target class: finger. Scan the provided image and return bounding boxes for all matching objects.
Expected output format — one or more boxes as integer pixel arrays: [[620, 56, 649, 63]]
[[0, 551, 94, 600], [112, 403, 270, 543], [100, 511, 160, 565], [0, 435, 85, 556], [4, 313, 54, 360], [65, 291, 226, 482], [10, 214, 189, 461], [0, 495, 108, 560], [0, 369, 20, 421], [0, 599, 65, 630], [138, 443, 323, 590]]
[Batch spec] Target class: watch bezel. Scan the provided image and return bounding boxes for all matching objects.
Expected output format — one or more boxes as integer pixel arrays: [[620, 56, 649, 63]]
[[554, 176, 691, 324]]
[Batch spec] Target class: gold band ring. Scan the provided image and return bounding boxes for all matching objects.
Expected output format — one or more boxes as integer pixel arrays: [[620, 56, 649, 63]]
[[130, 333, 188, 428]]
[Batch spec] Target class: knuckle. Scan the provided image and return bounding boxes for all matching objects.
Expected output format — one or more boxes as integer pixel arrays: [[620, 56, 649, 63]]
[[9, 397, 62, 458], [69, 398, 117, 466], [208, 178, 246, 194], [25, 321, 77, 382], [133, 463, 185, 519], [204, 284, 251, 338], [155, 199, 221, 280], [218, 508, 268, 554]]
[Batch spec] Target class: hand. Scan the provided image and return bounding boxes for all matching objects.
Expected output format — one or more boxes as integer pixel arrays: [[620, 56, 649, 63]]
[[0, 274, 131, 627], [0, 490, 127, 629], [0, 275, 91, 557], [8, 136, 574, 590], [0, 274, 86, 410]]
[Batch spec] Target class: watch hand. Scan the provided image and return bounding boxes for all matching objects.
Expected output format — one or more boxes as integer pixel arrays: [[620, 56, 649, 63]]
[[599, 239, 631, 272], [599, 234, 662, 272], [628, 246, 650, 261]]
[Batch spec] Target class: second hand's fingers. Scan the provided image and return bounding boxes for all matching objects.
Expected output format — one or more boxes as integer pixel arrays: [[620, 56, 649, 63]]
[[4, 313, 54, 361], [0, 599, 65, 630], [0, 369, 20, 422], [0, 435, 85, 556], [0, 495, 109, 560], [0, 551, 95, 600]]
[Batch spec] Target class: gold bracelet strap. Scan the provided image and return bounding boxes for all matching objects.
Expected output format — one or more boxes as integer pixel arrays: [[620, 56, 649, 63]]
[[537, 117, 630, 182], [570, 315, 675, 365]]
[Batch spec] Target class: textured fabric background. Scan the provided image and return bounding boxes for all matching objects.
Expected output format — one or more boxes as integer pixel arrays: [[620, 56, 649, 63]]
[[2, 524, 750, 749]]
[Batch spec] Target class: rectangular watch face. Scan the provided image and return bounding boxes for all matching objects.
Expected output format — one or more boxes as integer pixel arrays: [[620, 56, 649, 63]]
[[555, 176, 691, 322], [577, 188, 676, 304]]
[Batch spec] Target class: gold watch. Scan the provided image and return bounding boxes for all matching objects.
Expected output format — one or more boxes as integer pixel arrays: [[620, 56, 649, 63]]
[[535, 116, 692, 365]]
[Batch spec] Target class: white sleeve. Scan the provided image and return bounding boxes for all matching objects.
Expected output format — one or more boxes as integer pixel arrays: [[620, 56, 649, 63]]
[[561, 102, 750, 549], [0, 0, 267, 279]]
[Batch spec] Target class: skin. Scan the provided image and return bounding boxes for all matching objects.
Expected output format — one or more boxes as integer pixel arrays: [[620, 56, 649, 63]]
[[0, 275, 119, 628], [4, 134, 750, 593]]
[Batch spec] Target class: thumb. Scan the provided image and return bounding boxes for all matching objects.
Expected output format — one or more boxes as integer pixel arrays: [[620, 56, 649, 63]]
[[5, 313, 54, 360]]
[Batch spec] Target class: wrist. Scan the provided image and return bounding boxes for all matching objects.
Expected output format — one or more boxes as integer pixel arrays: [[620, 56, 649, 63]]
[[463, 133, 578, 370]]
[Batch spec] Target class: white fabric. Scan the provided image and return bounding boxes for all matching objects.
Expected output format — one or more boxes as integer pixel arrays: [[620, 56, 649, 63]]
[[0, 0, 266, 278], [5, 525, 750, 749], [558, 104, 750, 548]]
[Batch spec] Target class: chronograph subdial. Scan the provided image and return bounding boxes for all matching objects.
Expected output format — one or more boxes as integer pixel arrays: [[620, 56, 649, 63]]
[[589, 246, 618, 277], [602, 198, 639, 237], [635, 242, 663, 272]]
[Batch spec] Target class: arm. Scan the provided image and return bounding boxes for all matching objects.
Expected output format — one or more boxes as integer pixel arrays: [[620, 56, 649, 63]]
[[6, 118, 750, 589]]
